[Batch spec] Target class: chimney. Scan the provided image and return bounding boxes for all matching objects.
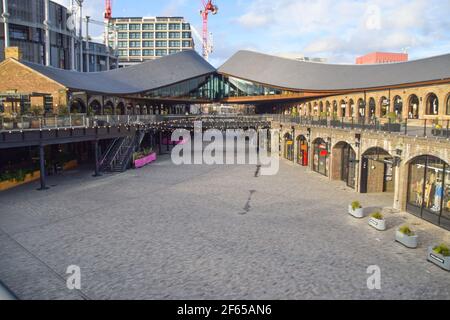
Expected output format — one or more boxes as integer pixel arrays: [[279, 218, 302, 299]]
[[4, 47, 22, 60]]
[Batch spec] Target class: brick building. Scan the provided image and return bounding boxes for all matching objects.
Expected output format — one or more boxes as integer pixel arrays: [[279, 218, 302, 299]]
[[356, 52, 409, 65]]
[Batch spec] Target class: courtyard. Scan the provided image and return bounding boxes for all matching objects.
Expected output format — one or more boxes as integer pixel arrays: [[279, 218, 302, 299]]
[[0, 153, 449, 300]]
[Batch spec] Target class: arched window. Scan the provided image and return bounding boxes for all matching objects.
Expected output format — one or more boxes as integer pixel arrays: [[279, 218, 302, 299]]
[[407, 155, 450, 230], [332, 101, 338, 117], [408, 94, 419, 119], [369, 98, 376, 118], [358, 99, 365, 118], [426, 93, 439, 115], [349, 99, 355, 117], [326, 101, 331, 115], [89, 100, 102, 115], [340, 100, 346, 117]]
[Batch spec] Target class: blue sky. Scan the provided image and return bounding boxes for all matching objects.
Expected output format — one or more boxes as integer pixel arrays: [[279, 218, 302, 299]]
[[56, 0, 450, 67]]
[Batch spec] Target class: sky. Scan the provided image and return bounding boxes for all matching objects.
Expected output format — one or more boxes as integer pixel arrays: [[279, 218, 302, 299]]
[[54, 0, 450, 67]]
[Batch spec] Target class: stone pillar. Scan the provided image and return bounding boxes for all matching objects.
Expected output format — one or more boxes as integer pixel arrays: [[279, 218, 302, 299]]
[[93, 140, 102, 177], [38, 145, 49, 190]]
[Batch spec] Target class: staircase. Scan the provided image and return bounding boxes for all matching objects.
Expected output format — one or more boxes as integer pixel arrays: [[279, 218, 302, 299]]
[[100, 130, 146, 173]]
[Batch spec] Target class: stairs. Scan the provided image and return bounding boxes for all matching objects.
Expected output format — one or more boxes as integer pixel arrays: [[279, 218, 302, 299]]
[[100, 130, 146, 173]]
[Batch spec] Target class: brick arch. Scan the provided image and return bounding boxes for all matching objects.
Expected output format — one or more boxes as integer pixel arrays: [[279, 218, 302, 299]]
[[445, 92, 450, 115], [361, 146, 393, 158], [404, 152, 450, 166]]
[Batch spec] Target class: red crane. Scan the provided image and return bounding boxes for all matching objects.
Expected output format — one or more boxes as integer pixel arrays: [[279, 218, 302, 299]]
[[200, 0, 218, 60], [104, 0, 112, 20]]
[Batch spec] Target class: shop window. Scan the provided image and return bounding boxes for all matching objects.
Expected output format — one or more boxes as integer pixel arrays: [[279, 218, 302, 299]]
[[313, 138, 329, 176], [407, 155, 450, 230]]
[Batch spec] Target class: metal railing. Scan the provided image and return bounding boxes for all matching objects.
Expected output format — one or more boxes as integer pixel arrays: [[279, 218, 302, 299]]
[[268, 114, 450, 139]]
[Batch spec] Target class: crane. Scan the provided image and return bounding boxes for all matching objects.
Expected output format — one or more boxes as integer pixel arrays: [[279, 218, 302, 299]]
[[200, 0, 218, 61]]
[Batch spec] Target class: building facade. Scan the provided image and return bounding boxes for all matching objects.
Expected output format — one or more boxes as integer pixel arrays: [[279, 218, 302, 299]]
[[356, 52, 409, 64], [110, 16, 195, 68], [0, 0, 118, 71]]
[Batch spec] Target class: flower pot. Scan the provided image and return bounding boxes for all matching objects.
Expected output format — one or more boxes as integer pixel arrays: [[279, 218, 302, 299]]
[[348, 205, 364, 218], [17, 121, 30, 129], [368, 217, 386, 231], [395, 230, 418, 248], [31, 119, 41, 129], [427, 246, 450, 271], [3, 122, 14, 130]]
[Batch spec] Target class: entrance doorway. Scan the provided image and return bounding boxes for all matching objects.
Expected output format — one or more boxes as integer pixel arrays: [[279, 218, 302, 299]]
[[360, 147, 394, 193], [296, 135, 308, 166], [284, 133, 294, 161], [332, 142, 357, 189]]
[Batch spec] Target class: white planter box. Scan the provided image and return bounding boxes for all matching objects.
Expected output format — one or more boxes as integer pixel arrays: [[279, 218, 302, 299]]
[[348, 205, 364, 218], [395, 230, 418, 248], [427, 246, 450, 271], [368, 217, 386, 231]]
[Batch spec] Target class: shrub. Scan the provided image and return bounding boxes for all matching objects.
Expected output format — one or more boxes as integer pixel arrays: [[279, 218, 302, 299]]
[[351, 201, 362, 211], [398, 225, 415, 236], [433, 243, 450, 257], [370, 212, 384, 220]]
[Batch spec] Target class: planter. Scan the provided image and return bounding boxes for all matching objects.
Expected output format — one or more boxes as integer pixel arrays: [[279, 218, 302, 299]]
[[395, 230, 418, 248], [368, 217, 386, 231], [348, 205, 364, 218], [134, 153, 157, 169], [0, 170, 41, 192], [382, 123, 401, 132], [2, 122, 14, 130], [17, 121, 30, 129], [427, 246, 450, 271], [30, 119, 41, 129]]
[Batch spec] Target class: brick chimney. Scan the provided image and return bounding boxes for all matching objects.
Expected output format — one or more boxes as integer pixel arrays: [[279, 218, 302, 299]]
[[4, 47, 22, 60]]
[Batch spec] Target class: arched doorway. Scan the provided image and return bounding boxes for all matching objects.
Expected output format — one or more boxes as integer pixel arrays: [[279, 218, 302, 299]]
[[380, 96, 389, 117], [89, 100, 102, 115], [284, 132, 294, 161], [70, 99, 86, 114], [103, 101, 114, 115], [393, 96, 403, 117], [332, 142, 357, 189], [116, 102, 126, 115], [446, 94, 450, 115], [326, 101, 331, 116], [126, 104, 133, 115], [313, 138, 329, 176], [408, 94, 419, 119], [332, 101, 338, 117], [358, 99, 365, 118], [360, 147, 394, 194], [296, 135, 308, 166], [349, 99, 355, 117], [426, 93, 439, 115], [407, 155, 450, 230], [368, 98, 376, 118], [340, 100, 346, 117]]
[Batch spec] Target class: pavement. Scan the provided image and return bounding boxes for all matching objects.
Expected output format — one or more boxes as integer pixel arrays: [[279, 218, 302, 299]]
[[0, 151, 450, 300]]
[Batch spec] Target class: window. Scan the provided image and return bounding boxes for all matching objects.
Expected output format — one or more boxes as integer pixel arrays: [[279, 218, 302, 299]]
[[129, 32, 141, 39], [129, 49, 141, 56], [118, 50, 127, 56], [447, 95, 450, 115], [169, 40, 181, 47], [182, 23, 190, 30], [142, 32, 154, 39], [129, 41, 141, 48], [142, 41, 154, 48], [155, 32, 167, 39], [169, 23, 181, 30], [313, 138, 329, 176], [143, 49, 154, 56], [380, 97, 389, 117], [155, 23, 167, 30], [408, 95, 420, 119], [182, 40, 192, 47], [142, 24, 154, 30], [129, 24, 141, 30], [155, 49, 167, 56], [118, 32, 128, 39], [407, 156, 450, 230], [156, 40, 167, 47], [182, 32, 191, 38], [116, 24, 128, 30], [118, 41, 128, 48], [169, 32, 181, 39], [169, 49, 181, 54]]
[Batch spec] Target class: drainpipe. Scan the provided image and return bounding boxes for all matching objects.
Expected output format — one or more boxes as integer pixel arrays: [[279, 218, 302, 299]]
[[44, 0, 51, 66], [85, 16, 90, 72], [2, 0, 10, 48]]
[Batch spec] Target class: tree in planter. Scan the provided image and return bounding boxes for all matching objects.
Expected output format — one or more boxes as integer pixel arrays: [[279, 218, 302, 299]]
[[29, 106, 43, 128]]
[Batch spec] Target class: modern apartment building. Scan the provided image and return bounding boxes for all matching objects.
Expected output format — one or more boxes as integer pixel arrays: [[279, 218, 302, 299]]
[[0, 0, 118, 71], [110, 16, 195, 67]]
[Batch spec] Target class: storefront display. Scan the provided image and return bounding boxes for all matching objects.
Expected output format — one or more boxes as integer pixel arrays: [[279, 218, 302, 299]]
[[297, 136, 308, 166], [407, 155, 450, 230], [313, 138, 328, 176]]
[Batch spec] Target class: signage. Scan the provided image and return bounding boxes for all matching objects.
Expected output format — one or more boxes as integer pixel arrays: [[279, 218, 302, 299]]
[[320, 150, 328, 157]]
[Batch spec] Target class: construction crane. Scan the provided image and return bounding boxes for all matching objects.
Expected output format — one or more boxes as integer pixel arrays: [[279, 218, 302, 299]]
[[200, 0, 218, 61]]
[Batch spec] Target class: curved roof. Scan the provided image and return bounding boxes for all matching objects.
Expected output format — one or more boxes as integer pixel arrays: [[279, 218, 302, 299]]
[[218, 50, 450, 91], [21, 50, 216, 95]]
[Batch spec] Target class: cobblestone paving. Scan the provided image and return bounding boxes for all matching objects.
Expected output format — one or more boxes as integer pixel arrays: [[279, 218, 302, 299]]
[[0, 154, 450, 300]]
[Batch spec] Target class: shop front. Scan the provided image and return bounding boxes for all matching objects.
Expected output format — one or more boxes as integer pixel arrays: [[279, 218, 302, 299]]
[[296, 135, 308, 166], [407, 155, 450, 230], [284, 133, 294, 161], [360, 147, 394, 194], [332, 142, 357, 189], [313, 138, 329, 176]]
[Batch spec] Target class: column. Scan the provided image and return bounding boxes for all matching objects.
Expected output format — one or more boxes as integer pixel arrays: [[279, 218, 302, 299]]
[[93, 140, 102, 177], [85, 16, 90, 72], [44, 0, 51, 66], [159, 131, 163, 155], [38, 145, 49, 190]]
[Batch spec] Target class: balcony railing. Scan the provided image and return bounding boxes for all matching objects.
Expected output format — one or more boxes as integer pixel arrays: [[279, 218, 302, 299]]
[[268, 114, 450, 139]]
